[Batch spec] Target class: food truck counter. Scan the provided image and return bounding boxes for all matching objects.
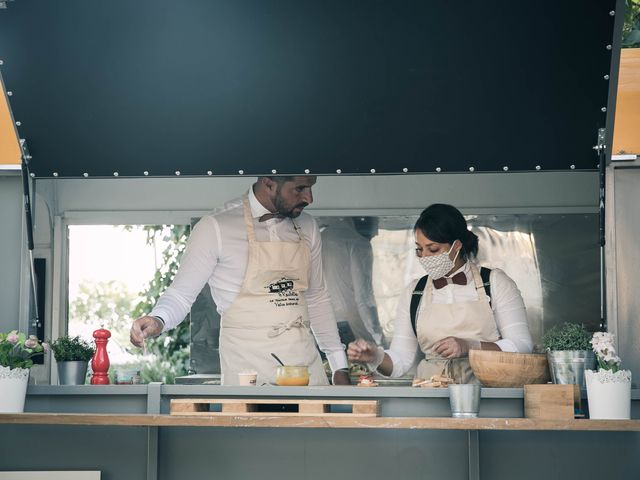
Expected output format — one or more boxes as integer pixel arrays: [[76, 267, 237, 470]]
[[1, 385, 639, 480]]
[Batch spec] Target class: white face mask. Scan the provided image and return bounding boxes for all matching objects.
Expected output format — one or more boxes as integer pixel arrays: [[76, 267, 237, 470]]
[[418, 243, 459, 279]]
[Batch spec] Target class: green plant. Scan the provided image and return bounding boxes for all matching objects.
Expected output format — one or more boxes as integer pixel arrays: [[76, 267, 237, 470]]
[[542, 323, 592, 351], [0, 331, 46, 369], [623, 0, 640, 48], [49, 336, 95, 362]]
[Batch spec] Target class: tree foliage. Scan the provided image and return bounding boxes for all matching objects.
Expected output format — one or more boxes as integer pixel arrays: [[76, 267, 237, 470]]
[[623, 0, 640, 48], [128, 224, 191, 383]]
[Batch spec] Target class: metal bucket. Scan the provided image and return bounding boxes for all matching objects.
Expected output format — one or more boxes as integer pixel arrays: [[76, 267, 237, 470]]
[[57, 361, 88, 385], [547, 350, 595, 387]]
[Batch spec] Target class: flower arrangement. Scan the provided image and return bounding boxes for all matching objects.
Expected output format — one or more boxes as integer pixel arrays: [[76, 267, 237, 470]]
[[49, 335, 95, 362], [0, 330, 48, 370], [590, 331, 622, 373]]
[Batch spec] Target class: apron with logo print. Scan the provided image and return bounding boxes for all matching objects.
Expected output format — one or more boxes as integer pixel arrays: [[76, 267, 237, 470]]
[[218, 196, 328, 386]]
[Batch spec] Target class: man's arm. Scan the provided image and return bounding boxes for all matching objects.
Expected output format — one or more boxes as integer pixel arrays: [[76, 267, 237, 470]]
[[130, 216, 221, 345]]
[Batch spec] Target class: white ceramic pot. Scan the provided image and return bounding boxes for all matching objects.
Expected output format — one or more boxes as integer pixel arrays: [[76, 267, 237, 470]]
[[0, 366, 30, 413], [585, 369, 632, 420]]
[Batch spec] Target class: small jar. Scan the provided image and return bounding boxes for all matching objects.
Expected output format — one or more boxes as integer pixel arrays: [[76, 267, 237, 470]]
[[275, 365, 309, 386]]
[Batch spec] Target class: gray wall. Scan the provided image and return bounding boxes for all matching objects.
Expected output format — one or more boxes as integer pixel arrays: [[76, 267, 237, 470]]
[[0, 173, 24, 332]]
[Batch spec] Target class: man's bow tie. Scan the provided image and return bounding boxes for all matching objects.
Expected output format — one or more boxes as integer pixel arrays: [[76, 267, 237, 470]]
[[258, 212, 284, 222], [432, 271, 467, 289]]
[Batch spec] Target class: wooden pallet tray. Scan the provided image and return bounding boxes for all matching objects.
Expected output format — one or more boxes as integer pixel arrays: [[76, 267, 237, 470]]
[[170, 398, 379, 417]]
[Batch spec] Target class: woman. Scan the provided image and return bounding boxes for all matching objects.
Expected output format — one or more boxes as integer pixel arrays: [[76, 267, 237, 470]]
[[348, 204, 533, 384]]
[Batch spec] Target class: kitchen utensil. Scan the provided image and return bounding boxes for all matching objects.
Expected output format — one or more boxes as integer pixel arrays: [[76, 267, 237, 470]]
[[469, 350, 550, 387], [270, 353, 285, 366]]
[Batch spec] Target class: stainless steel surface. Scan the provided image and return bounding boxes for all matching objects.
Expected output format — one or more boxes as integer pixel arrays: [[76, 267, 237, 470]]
[[57, 361, 88, 386], [547, 351, 596, 388], [611, 168, 640, 387], [449, 384, 481, 418], [188, 213, 601, 374]]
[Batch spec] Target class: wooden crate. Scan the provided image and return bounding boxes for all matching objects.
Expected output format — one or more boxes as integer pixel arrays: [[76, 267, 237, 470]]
[[524, 384, 579, 420], [170, 398, 379, 417]]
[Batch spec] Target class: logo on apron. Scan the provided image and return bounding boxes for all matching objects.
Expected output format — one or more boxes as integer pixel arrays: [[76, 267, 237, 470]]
[[266, 276, 301, 307]]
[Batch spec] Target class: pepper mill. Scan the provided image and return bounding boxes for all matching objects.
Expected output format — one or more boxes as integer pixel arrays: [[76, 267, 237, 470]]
[[90, 327, 111, 385]]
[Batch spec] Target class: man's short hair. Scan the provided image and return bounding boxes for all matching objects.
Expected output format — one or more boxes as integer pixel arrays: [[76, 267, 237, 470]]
[[258, 176, 295, 184]]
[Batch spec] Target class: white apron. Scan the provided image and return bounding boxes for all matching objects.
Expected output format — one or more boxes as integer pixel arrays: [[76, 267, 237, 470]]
[[416, 264, 500, 384], [219, 196, 328, 386]]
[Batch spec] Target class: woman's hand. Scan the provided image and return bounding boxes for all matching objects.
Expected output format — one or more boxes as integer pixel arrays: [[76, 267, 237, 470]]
[[432, 336, 481, 359], [347, 338, 379, 364]]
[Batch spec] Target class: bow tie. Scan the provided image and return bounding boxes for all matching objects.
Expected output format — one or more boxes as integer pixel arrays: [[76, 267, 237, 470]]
[[432, 271, 467, 289], [258, 213, 284, 222]]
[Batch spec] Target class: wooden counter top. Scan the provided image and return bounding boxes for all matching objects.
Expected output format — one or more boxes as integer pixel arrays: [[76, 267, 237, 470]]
[[1, 413, 639, 431]]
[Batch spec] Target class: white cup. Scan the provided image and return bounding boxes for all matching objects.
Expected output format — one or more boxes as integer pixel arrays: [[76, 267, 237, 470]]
[[238, 371, 257, 386]]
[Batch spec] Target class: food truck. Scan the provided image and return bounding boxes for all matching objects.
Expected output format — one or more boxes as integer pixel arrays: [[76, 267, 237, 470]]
[[0, 1, 639, 478]]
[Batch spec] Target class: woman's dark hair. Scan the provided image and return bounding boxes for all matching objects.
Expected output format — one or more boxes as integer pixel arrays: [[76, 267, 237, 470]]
[[414, 204, 479, 260]]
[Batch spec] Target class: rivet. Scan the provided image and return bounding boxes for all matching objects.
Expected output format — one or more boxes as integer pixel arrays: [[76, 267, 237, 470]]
[[604, 74, 610, 80], [207, 170, 213, 176], [113, 172, 119, 177], [436, 167, 441, 173], [0, 60, 3, 65], [271, 169, 277, 174], [535, 165, 541, 171], [402, 167, 408, 173], [238, 170, 244, 175], [304, 169, 310, 174], [370, 168, 376, 174], [15, 121, 21, 126], [336, 169, 342, 174], [30, 172, 35, 178], [53, 172, 59, 177], [601, 107, 607, 112], [469, 167, 475, 172], [175, 171, 181, 176], [503, 166, 509, 171], [570, 164, 576, 170], [25, 155, 32, 160], [609, 10, 615, 16], [83, 172, 88, 177], [606, 45, 612, 50], [6, 91, 12, 96], [143, 171, 149, 176]]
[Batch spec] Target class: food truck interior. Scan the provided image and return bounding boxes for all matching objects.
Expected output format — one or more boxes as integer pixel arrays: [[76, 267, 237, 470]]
[[1, 1, 639, 479]]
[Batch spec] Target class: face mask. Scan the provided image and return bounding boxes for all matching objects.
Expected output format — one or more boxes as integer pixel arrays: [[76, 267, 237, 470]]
[[418, 243, 460, 279]]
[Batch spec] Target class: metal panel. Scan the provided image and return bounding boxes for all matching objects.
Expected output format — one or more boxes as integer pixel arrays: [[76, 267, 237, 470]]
[[0, 0, 617, 177], [188, 212, 600, 373], [612, 168, 640, 385]]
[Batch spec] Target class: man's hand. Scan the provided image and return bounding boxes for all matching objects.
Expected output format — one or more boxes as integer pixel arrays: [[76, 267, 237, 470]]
[[130, 316, 163, 347], [332, 369, 351, 385]]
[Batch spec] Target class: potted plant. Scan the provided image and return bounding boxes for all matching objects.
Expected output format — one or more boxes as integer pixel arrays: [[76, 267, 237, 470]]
[[542, 322, 595, 387], [50, 335, 95, 385], [0, 330, 47, 412], [585, 332, 632, 419]]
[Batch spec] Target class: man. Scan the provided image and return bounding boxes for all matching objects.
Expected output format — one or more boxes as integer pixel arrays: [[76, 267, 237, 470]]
[[130, 176, 350, 385]]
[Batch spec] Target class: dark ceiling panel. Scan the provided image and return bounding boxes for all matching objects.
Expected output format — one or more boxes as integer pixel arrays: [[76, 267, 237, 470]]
[[0, 0, 617, 177]]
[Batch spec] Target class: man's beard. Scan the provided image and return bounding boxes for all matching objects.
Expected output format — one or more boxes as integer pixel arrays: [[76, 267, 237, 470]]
[[273, 190, 308, 218], [274, 199, 309, 218]]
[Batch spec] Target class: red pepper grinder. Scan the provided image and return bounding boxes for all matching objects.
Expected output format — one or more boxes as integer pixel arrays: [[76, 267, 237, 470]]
[[90, 327, 111, 385]]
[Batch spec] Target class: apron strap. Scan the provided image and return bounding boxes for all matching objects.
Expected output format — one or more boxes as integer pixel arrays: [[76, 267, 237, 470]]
[[242, 195, 257, 243], [267, 315, 307, 338]]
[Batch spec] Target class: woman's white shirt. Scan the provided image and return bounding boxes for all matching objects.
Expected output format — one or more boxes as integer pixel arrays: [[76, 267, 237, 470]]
[[386, 262, 533, 378]]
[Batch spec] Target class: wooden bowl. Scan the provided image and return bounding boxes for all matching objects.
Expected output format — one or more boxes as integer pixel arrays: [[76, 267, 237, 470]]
[[469, 350, 550, 387]]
